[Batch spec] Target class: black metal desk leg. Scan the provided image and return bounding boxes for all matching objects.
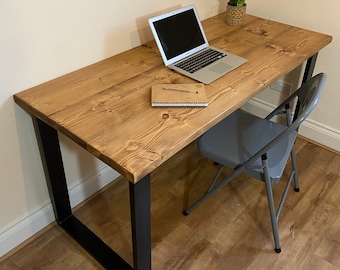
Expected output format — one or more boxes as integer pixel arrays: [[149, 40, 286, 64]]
[[294, 53, 319, 122], [302, 53, 318, 83], [33, 117, 72, 223], [33, 117, 133, 269], [129, 175, 151, 270]]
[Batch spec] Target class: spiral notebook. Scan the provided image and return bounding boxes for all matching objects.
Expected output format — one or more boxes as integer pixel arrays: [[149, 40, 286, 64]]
[[151, 83, 208, 107]]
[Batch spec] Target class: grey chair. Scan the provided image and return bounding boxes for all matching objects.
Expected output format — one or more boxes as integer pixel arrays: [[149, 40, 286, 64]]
[[184, 73, 327, 253]]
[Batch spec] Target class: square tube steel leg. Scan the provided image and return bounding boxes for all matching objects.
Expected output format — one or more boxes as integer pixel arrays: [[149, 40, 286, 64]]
[[33, 117, 134, 269], [129, 176, 152, 270]]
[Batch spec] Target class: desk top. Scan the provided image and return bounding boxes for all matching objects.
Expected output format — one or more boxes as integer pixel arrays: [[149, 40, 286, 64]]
[[14, 13, 332, 183]]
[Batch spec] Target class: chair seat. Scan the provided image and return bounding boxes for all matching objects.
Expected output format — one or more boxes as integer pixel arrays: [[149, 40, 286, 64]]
[[197, 110, 298, 184]]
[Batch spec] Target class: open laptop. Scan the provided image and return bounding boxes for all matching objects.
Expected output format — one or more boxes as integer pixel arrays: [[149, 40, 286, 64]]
[[148, 5, 247, 84]]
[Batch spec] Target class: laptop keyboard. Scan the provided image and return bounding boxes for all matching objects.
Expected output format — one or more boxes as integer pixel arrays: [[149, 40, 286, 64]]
[[175, 48, 227, 73]]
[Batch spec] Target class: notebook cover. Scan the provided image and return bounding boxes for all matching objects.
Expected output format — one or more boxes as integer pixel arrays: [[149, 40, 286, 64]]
[[151, 83, 208, 107]]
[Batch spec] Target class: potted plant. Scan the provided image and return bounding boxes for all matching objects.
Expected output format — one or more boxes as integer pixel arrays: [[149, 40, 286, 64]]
[[226, 0, 247, 26]]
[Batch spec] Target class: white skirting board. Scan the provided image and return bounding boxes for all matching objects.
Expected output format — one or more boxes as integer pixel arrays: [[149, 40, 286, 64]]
[[242, 98, 340, 152], [0, 165, 119, 258]]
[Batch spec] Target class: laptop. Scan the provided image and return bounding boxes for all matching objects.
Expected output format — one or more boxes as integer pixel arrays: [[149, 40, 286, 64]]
[[148, 5, 247, 84]]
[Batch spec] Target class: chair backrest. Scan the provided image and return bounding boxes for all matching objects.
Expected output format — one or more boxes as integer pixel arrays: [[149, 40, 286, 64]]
[[266, 73, 327, 130], [243, 73, 327, 173]]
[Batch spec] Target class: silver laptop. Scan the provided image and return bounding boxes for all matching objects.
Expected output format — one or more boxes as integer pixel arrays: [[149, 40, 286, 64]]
[[148, 5, 247, 84]]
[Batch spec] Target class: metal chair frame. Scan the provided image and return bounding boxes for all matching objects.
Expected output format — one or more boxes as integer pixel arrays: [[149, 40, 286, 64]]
[[184, 73, 327, 253]]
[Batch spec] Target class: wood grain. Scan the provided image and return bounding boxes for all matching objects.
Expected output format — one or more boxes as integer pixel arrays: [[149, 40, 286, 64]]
[[13, 13, 332, 182]]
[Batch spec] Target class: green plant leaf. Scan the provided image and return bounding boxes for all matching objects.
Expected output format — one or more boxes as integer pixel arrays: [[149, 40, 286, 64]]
[[229, 0, 246, 7]]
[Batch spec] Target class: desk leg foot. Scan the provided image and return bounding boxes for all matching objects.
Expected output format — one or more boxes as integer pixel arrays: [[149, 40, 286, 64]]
[[129, 175, 151, 270]]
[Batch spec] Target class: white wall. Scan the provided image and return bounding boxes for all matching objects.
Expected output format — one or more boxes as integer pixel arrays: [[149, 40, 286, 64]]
[[246, 0, 340, 150], [0, 0, 339, 257]]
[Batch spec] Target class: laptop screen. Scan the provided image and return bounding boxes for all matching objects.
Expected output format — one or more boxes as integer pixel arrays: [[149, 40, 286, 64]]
[[149, 5, 209, 66], [152, 9, 205, 59]]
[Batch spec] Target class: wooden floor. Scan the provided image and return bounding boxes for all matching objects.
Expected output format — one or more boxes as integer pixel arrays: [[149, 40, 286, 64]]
[[1, 137, 340, 269]]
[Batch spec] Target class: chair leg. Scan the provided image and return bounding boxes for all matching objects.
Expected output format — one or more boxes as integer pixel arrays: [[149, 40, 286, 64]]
[[184, 165, 243, 215], [262, 157, 281, 253], [290, 147, 300, 192], [285, 107, 299, 192], [183, 165, 225, 215]]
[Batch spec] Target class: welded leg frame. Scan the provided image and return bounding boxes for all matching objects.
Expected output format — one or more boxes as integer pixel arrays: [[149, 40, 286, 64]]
[[33, 117, 151, 270]]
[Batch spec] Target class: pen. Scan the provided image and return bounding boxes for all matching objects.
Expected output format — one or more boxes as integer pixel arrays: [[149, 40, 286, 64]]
[[163, 87, 198, 94]]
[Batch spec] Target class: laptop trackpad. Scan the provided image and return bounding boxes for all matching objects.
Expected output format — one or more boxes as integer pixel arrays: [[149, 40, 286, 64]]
[[209, 62, 233, 74]]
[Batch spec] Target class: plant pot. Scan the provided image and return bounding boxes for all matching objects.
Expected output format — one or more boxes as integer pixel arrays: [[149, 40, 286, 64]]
[[225, 3, 247, 26]]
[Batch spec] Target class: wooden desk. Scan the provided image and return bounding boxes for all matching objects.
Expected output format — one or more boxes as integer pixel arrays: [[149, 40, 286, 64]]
[[14, 13, 332, 270]]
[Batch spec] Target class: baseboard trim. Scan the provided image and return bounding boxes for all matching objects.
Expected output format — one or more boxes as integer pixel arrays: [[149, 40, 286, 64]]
[[0, 165, 119, 258], [242, 98, 340, 152]]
